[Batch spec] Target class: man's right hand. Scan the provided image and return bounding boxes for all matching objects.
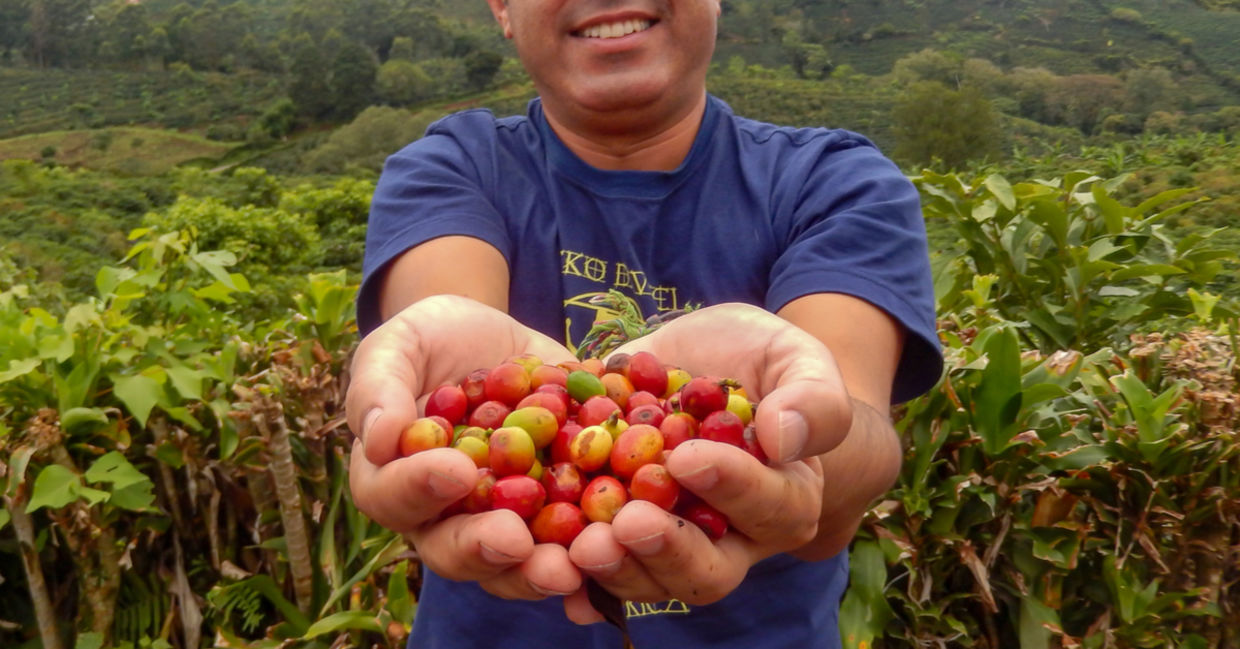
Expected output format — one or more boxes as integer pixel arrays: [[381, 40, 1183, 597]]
[[345, 294, 583, 601]]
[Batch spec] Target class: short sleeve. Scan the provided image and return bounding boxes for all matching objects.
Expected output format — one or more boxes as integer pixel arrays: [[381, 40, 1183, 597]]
[[766, 137, 942, 403], [358, 123, 512, 336]]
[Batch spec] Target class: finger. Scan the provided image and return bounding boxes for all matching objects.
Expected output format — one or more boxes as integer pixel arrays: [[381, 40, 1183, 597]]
[[563, 586, 607, 625], [568, 522, 669, 603], [751, 330, 853, 462], [608, 500, 752, 606], [346, 315, 427, 466], [414, 508, 536, 583], [666, 440, 822, 552], [347, 295, 576, 465], [478, 543, 584, 601], [348, 444, 477, 533]]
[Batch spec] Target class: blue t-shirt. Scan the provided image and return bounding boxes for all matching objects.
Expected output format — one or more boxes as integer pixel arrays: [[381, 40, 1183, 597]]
[[360, 95, 942, 648]]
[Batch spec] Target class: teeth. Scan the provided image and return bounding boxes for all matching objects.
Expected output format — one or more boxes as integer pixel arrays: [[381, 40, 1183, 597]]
[[580, 19, 652, 39]]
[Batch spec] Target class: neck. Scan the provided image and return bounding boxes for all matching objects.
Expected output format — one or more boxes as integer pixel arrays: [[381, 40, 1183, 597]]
[[543, 93, 708, 172]]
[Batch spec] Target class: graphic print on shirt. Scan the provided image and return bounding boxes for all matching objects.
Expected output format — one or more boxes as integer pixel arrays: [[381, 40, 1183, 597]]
[[560, 247, 694, 620], [560, 249, 688, 354]]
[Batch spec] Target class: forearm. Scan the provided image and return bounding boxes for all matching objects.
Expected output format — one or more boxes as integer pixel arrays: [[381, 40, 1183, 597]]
[[790, 398, 902, 561]]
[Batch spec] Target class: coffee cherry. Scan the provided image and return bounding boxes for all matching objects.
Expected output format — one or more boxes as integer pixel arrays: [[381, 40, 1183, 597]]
[[488, 426, 537, 477], [566, 370, 606, 403], [609, 424, 664, 480], [491, 475, 546, 521], [659, 411, 698, 450], [425, 384, 469, 425], [503, 406, 559, 449], [699, 410, 746, 447], [581, 475, 627, 524], [541, 462, 587, 504], [626, 351, 669, 398], [530, 501, 588, 547], [399, 417, 451, 457], [568, 425, 613, 473], [679, 376, 730, 421], [485, 362, 532, 407], [681, 502, 728, 540], [629, 463, 680, 511]]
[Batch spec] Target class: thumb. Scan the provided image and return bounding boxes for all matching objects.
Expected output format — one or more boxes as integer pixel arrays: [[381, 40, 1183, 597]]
[[347, 316, 427, 467], [752, 366, 853, 464]]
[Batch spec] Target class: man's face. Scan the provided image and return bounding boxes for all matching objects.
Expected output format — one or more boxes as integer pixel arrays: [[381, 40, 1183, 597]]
[[487, 0, 720, 127]]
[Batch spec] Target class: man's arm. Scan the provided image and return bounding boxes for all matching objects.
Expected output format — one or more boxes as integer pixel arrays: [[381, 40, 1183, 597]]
[[377, 235, 510, 320], [777, 292, 905, 561]]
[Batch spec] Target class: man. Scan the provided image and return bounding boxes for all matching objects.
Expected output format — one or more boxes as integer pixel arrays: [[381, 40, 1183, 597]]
[[346, 0, 942, 647]]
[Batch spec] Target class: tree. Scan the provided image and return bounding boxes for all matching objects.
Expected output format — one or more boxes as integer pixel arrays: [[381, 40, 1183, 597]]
[[464, 50, 503, 91], [0, 0, 31, 62], [1046, 74, 1126, 134], [1008, 66, 1058, 123], [288, 32, 333, 119], [1124, 67, 1178, 120], [376, 59, 433, 106], [26, 0, 94, 67], [330, 40, 379, 120], [892, 81, 1003, 170], [892, 48, 961, 87]]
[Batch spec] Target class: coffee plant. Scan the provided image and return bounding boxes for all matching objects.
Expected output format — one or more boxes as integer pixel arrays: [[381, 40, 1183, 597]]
[[1, 165, 1236, 649]]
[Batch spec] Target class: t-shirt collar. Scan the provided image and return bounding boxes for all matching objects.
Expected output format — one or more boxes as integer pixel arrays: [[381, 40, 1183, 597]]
[[532, 95, 720, 199]]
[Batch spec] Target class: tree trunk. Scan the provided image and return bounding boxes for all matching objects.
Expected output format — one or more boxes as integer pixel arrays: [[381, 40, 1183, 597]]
[[5, 492, 66, 649], [259, 407, 315, 614]]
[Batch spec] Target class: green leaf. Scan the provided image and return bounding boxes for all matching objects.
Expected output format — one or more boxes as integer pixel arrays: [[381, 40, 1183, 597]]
[[110, 373, 163, 428], [386, 561, 416, 627], [84, 452, 148, 490], [839, 540, 893, 649], [984, 173, 1016, 211], [0, 358, 40, 383], [26, 465, 107, 511], [154, 442, 185, 469], [61, 407, 110, 433], [0, 508, 9, 532], [166, 363, 205, 401], [191, 250, 239, 288], [1019, 596, 1059, 649], [26, 465, 83, 511], [974, 327, 1024, 456], [75, 631, 104, 649], [1187, 289, 1219, 321], [302, 611, 382, 638], [4, 447, 36, 497]]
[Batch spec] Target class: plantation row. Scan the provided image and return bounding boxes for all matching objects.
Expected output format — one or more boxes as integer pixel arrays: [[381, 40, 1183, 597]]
[[0, 143, 1237, 648], [0, 68, 287, 140]]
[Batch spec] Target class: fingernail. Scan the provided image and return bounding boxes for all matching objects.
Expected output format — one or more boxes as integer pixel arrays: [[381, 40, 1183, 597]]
[[361, 408, 383, 441], [531, 584, 575, 597], [428, 470, 467, 499], [624, 531, 665, 557], [480, 542, 521, 566], [581, 559, 622, 577], [778, 411, 809, 463], [674, 463, 718, 491]]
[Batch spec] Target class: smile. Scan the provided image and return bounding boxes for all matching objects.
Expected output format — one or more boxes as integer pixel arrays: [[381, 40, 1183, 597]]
[[576, 19, 654, 39]]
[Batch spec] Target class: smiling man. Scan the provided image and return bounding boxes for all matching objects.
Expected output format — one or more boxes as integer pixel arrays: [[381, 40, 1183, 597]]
[[348, 1, 943, 647]]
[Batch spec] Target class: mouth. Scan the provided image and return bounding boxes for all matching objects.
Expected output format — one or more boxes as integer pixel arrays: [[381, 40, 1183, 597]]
[[574, 18, 656, 39]]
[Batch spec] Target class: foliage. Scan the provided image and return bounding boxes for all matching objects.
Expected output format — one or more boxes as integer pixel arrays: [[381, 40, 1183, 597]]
[[892, 81, 1004, 170], [840, 169, 1240, 649], [922, 169, 1237, 352], [0, 230, 410, 649], [301, 106, 433, 174]]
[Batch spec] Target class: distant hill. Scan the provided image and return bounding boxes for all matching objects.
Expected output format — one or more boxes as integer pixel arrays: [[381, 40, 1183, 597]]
[[712, 0, 1240, 100]]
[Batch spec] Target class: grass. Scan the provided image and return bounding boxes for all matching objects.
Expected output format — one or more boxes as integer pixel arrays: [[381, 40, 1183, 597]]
[[0, 127, 240, 174]]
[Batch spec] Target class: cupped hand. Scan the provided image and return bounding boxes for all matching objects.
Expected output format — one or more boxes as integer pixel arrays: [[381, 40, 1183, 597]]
[[562, 302, 853, 620], [345, 294, 581, 600]]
